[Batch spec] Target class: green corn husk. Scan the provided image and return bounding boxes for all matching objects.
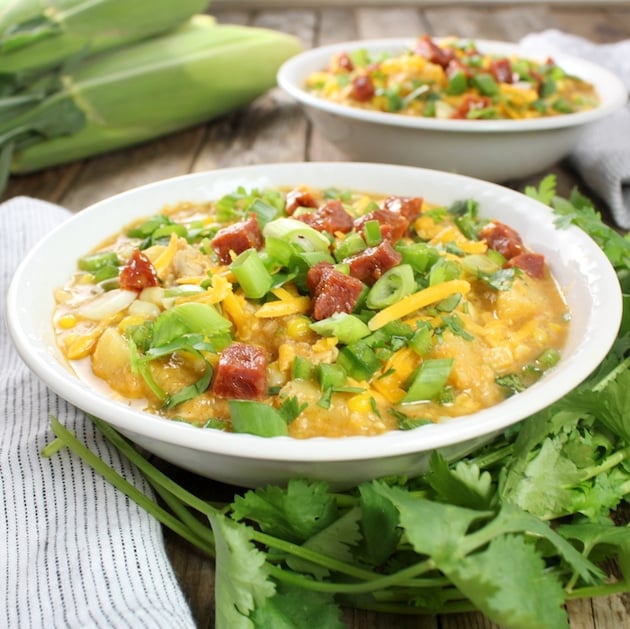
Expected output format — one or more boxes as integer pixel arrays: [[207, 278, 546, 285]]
[[0, 15, 302, 182], [0, 0, 211, 75]]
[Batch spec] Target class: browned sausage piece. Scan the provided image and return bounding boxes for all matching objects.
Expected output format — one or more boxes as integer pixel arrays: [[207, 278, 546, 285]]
[[507, 253, 546, 279], [479, 221, 524, 260], [307, 262, 364, 321], [381, 195, 424, 223], [211, 216, 263, 264], [490, 58, 513, 84], [297, 199, 354, 234], [285, 188, 319, 216], [212, 342, 268, 400], [351, 75, 375, 102], [414, 35, 455, 68], [345, 240, 402, 286], [354, 208, 410, 242]]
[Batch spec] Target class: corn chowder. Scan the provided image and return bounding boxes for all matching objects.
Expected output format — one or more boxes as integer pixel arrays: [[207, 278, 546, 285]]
[[54, 184, 569, 438], [305, 36, 599, 120]]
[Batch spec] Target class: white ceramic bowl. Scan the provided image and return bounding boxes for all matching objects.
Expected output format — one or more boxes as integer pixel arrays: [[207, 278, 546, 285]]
[[277, 39, 628, 182], [6, 163, 622, 488]]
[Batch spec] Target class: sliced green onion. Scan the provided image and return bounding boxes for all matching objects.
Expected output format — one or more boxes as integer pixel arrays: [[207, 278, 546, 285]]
[[309, 313, 371, 345], [409, 322, 433, 356], [78, 251, 119, 272], [429, 258, 461, 286], [363, 220, 382, 246], [334, 232, 366, 261], [318, 363, 347, 391], [229, 400, 289, 437], [366, 264, 416, 310], [446, 70, 468, 95], [265, 236, 294, 267], [473, 73, 499, 96], [397, 243, 439, 274], [127, 215, 172, 238], [230, 249, 273, 299], [460, 254, 501, 276], [152, 302, 231, 347], [402, 358, 453, 404], [263, 218, 330, 252], [336, 341, 381, 382], [537, 347, 561, 370], [291, 356, 314, 381], [249, 198, 281, 226], [151, 223, 187, 242]]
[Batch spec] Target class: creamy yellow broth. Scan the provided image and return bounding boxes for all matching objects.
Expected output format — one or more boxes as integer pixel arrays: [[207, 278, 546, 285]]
[[54, 185, 569, 438]]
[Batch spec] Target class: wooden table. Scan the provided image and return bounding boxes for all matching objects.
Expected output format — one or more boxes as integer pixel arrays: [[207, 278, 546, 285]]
[[4, 3, 629, 627]]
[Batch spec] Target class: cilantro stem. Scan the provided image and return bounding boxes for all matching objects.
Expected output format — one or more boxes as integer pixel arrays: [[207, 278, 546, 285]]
[[148, 481, 216, 556], [40, 436, 67, 457], [88, 416, 220, 519], [574, 446, 630, 483], [350, 598, 477, 615], [566, 580, 630, 600], [592, 355, 630, 393], [48, 416, 208, 551], [264, 557, 442, 594]]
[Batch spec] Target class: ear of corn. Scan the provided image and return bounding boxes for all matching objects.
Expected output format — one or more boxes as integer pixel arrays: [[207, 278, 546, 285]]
[[0, 0, 211, 74], [1, 15, 302, 178]]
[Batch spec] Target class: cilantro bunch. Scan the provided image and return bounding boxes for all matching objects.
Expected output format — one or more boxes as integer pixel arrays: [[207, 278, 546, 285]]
[[44, 176, 630, 628]]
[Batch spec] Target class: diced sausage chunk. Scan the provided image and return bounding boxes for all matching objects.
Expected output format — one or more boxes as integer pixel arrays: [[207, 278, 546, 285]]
[[307, 262, 364, 321], [451, 95, 492, 119], [211, 216, 263, 264], [345, 240, 402, 285], [414, 35, 455, 68], [508, 253, 546, 279], [479, 221, 524, 259], [354, 208, 410, 242], [120, 249, 159, 292], [285, 188, 318, 215], [297, 199, 354, 234], [490, 58, 513, 84], [351, 75, 375, 101], [212, 342, 267, 400], [381, 195, 424, 223]]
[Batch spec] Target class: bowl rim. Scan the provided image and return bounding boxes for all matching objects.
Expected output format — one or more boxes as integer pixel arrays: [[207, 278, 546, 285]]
[[277, 37, 628, 133], [6, 162, 623, 463]]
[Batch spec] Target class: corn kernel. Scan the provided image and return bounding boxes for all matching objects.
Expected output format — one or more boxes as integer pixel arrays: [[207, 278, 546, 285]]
[[118, 315, 147, 334], [66, 333, 99, 360], [286, 316, 311, 340], [347, 391, 375, 414], [57, 314, 78, 329]]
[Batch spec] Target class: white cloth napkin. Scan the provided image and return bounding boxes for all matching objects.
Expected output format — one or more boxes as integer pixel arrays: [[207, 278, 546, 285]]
[[520, 30, 630, 230], [1, 197, 196, 628]]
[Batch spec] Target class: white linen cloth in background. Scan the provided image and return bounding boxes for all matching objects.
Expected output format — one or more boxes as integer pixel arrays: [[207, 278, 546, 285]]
[[0, 197, 195, 629], [520, 30, 630, 229]]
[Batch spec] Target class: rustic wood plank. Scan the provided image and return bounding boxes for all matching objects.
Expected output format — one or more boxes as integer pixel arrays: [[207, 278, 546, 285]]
[[56, 129, 206, 211], [551, 7, 630, 42], [355, 6, 429, 38], [440, 611, 503, 629], [193, 9, 316, 172], [307, 8, 356, 162]]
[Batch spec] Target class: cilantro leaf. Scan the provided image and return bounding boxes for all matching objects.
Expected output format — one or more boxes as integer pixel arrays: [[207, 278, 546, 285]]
[[232, 479, 338, 544], [358, 482, 401, 565], [252, 583, 344, 629], [209, 512, 275, 629], [446, 535, 569, 629], [286, 506, 362, 579], [426, 452, 496, 510]]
